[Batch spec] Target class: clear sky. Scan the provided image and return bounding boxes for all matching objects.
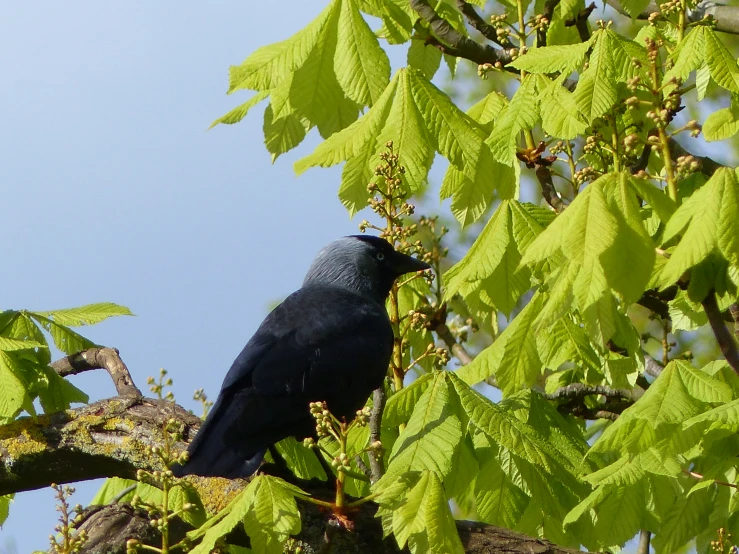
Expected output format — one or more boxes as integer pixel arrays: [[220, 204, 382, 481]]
[[0, 2, 398, 551]]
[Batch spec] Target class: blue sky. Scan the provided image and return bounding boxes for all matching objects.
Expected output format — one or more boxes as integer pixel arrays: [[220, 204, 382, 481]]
[[0, 2, 397, 550]]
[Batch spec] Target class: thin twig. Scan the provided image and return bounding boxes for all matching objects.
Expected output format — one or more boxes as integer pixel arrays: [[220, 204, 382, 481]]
[[368, 387, 386, 484], [637, 530, 651, 554], [536, 164, 566, 213]]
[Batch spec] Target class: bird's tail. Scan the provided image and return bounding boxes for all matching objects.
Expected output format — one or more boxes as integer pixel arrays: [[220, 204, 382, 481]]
[[170, 393, 266, 479]]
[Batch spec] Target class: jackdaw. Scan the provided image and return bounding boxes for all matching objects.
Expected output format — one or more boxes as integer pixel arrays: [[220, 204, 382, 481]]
[[172, 235, 430, 478]]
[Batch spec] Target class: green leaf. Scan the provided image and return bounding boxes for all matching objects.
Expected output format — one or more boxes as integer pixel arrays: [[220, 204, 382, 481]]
[[660, 168, 739, 285], [188, 485, 257, 553], [274, 437, 327, 481], [652, 484, 714, 554], [0, 336, 46, 352], [507, 41, 590, 74], [626, 174, 676, 223], [30, 315, 96, 355], [444, 200, 541, 313], [538, 77, 588, 139], [488, 75, 539, 164], [0, 353, 28, 421], [91, 477, 206, 528], [616, 0, 652, 18], [335, 0, 391, 106], [407, 35, 442, 79], [263, 105, 308, 161], [575, 30, 618, 123], [474, 455, 529, 528], [378, 372, 463, 486], [466, 91, 507, 132], [704, 27, 739, 94], [0, 494, 11, 527], [243, 476, 302, 554], [38, 367, 89, 413], [210, 91, 269, 129], [383, 373, 434, 427], [588, 360, 730, 460], [703, 100, 739, 142], [449, 373, 576, 477], [664, 26, 706, 85], [33, 303, 134, 327], [389, 470, 465, 554], [297, 68, 486, 214], [456, 293, 544, 394]]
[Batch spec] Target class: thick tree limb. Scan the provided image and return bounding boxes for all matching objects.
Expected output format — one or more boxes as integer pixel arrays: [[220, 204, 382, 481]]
[[0, 397, 199, 496], [702, 290, 739, 374], [51, 347, 142, 397]]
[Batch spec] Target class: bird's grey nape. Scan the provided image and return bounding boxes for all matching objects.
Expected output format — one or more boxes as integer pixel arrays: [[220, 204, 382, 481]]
[[302, 237, 380, 298]]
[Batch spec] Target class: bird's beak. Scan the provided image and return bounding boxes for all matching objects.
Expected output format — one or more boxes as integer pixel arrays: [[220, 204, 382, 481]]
[[392, 251, 432, 276]]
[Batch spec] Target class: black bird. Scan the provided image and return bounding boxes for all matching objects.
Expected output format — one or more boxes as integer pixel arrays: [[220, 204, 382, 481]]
[[172, 235, 430, 478]]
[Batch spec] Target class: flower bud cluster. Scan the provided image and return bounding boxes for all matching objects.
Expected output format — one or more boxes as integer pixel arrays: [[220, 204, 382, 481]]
[[676, 154, 701, 177], [331, 452, 351, 471], [309, 401, 333, 437], [354, 406, 372, 427]]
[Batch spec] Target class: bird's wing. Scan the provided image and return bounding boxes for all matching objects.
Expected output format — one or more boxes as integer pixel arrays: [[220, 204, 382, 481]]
[[177, 286, 392, 477]]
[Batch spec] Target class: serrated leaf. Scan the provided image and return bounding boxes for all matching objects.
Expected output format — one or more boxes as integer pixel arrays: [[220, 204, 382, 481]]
[[466, 91, 507, 132], [457, 293, 543, 394], [0, 353, 28, 421], [188, 485, 257, 553], [617, 0, 652, 18], [336, 0, 391, 106], [38, 367, 89, 413], [31, 315, 96, 355], [0, 336, 46, 352], [703, 101, 739, 142], [704, 27, 739, 94], [507, 42, 590, 74], [389, 470, 464, 554], [297, 68, 486, 215], [407, 36, 442, 79], [474, 455, 529, 528], [449, 373, 576, 477], [34, 303, 133, 327], [575, 30, 617, 123], [660, 168, 739, 284], [243, 476, 302, 554], [664, 27, 707, 85], [487, 75, 539, 164], [539, 77, 588, 139], [444, 200, 540, 312], [210, 91, 269, 129], [263, 105, 308, 161], [383, 373, 434, 427], [379, 372, 463, 485], [274, 437, 327, 481], [652, 484, 714, 554]]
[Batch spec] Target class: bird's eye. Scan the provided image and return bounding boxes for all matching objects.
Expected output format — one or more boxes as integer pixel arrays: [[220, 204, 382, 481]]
[[376, 252, 385, 261]]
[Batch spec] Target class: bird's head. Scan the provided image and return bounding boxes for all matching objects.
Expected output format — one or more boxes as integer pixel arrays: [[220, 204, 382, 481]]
[[303, 235, 431, 302]]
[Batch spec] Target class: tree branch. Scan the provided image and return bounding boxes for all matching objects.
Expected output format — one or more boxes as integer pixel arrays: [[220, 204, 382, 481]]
[[702, 290, 739, 374], [456, 0, 504, 45], [565, 2, 595, 42], [604, 0, 739, 36], [0, 362, 598, 554], [0, 397, 199, 496], [51, 347, 142, 397], [543, 382, 643, 403], [410, 0, 514, 66], [368, 386, 386, 483]]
